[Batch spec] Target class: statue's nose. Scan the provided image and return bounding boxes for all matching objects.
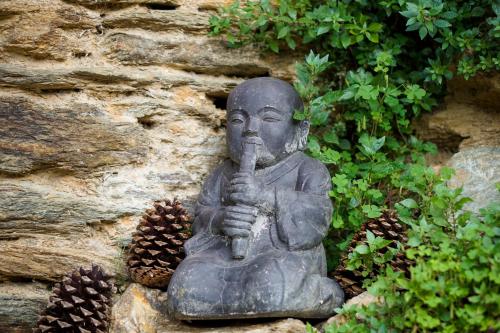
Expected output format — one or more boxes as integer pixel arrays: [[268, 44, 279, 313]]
[[243, 116, 259, 137]]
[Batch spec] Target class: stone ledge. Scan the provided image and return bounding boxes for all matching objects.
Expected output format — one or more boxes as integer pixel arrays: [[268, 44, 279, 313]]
[[0, 64, 242, 95], [103, 5, 211, 33], [112, 283, 307, 333]]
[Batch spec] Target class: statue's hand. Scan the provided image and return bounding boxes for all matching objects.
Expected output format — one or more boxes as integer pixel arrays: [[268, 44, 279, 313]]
[[229, 172, 273, 207], [222, 205, 257, 238]]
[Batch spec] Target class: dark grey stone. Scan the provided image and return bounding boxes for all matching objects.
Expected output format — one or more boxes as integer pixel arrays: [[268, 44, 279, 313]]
[[166, 77, 344, 319]]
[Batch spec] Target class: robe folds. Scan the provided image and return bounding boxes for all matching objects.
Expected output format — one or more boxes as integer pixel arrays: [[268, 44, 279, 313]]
[[166, 152, 344, 319]]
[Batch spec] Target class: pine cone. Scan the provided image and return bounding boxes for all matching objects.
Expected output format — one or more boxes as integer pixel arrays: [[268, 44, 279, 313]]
[[33, 264, 114, 333], [332, 209, 413, 299], [127, 198, 191, 288]]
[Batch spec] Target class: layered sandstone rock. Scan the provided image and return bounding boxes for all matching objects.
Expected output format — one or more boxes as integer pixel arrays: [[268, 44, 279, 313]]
[[0, 1, 297, 331]]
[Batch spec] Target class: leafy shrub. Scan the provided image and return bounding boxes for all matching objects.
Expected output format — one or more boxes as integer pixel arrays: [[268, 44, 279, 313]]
[[210, 0, 499, 269], [210, 1, 499, 331], [324, 183, 500, 333]]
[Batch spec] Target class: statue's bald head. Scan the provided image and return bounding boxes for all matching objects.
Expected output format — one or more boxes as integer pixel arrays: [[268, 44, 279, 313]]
[[225, 77, 309, 167], [227, 77, 304, 115]]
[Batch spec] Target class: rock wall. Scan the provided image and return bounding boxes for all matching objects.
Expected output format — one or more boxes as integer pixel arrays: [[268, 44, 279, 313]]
[[414, 73, 500, 213], [0, 1, 296, 331]]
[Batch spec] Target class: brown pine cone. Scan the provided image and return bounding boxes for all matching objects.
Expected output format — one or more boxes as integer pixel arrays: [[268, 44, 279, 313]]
[[33, 264, 114, 333], [332, 209, 412, 299], [127, 198, 191, 288]]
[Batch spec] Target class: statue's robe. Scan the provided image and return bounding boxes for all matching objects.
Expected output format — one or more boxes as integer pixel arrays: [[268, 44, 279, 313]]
[[166, 151, 344, 319]]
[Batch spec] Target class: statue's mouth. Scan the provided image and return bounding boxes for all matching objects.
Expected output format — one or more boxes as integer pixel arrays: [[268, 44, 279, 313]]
[[241, 136, 263, 147]]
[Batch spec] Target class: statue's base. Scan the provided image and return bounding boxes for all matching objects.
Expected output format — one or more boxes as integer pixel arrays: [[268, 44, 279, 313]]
[[171, 308, 338, 321]]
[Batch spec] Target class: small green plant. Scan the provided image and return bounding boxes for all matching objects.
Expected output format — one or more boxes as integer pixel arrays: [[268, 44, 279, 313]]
[[325, 184, 500, 333], [347, 230, 397, 278], [113, 236, 131, 293]]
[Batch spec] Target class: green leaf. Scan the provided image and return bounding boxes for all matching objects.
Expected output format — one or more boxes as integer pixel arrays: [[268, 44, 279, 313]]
[[368, 22, 383, 32], [317, 26, 330, 35], [356, 85, 378, 100], [256, 15, 268, 27], [355, 244, 370, 254], [311, 110, 329, 125], [307, 136, 321, 153], [341, 32, 351, 48], [293, 110, 306, 120], [441, 11, 458, 19], [323, 130, 340, 144], [406, 22, 422, 31], [359, 134, 386, 155], [321, 149, 341, 164], [362, 204, 383, 218], [332, 174, 350, 193], [339, 88, 355, 101], [277, 26, 290, 39], [419, 26, 428, 39], [400, 198, 418, 209], [331, 215, 344, 228], [366, 230, 375, 243], [285, 36, 296, 49], [268, 39, 279, 53], [366, 32, 379, 43], [434, 19, 451, 28], [338, 139, 351, 150]]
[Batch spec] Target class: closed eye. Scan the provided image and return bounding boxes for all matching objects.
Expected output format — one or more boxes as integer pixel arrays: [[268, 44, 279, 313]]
[[262, 116, 281, 122], [231, 118, 244, 124], [228, 109, 245, 124], [259, 106, 284, 122], [261, 112, 282, 122]]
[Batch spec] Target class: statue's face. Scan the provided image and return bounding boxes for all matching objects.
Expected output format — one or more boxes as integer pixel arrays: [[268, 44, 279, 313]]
[[226, 78, 303, 167]]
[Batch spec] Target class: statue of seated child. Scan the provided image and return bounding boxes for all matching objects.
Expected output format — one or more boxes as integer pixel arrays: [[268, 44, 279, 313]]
[[166, 77, 344, 319]]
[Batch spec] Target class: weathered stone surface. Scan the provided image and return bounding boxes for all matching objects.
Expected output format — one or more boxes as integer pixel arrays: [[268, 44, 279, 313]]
[[111, 283, 307, 333], [0, 97, 148, 175], [0, 0, 98, 61], [317, 292, 379, 332], [0, 282, 51, 333], [0, 176, 145, 235], [64, 0, 184, 8], [103, 6, 211, 32], [413, 74, 500, 212], [62, 0, 233, 10], [2, 27, 71, 61], [414, 102, 500, 151], [446, 73, 500, 111], [0, 64, 242, 95], [447, 147, 500, 212], [0, 0, 98, 27], [0, 235, 118, 281], [103, 31, 295, 77]]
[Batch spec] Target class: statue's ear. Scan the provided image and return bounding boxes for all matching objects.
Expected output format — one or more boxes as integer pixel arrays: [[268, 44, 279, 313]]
[[297, 120, 310, 151]]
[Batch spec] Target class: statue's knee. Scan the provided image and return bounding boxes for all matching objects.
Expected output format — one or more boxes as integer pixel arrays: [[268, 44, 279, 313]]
[[243, 269, 283, 309]]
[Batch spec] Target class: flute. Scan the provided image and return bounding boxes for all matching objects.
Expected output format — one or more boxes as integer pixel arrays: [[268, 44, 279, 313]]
[[231, 141, 257, 260]]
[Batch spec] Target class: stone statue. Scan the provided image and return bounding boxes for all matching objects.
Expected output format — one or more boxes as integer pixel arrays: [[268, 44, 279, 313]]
[[166, 77, 344, 320]]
